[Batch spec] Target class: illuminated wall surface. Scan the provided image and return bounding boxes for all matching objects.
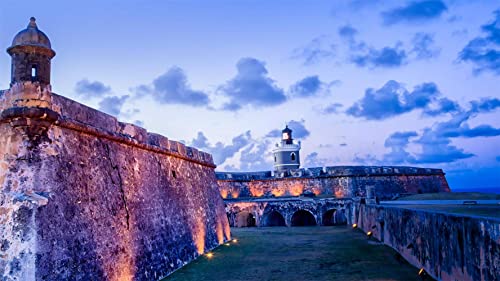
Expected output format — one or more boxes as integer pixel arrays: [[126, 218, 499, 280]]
[[0, 82, 230, 281], [217, 167, 450, 200], [357, 205, 500, 281]]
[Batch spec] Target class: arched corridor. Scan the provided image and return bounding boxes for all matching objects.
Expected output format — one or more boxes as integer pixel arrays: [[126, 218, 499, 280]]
[[322, 209, 347, 226], [262, 211, 286, 226], [291, 210, 317, 226], [236, 211, 256, 227], [322, 209, 337, 226]]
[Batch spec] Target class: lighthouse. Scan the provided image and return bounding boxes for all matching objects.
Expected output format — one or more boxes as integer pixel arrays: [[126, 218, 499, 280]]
[[272, 125, 301, 172]]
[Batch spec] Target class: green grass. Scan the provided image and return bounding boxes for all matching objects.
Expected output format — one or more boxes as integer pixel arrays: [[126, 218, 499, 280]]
[[397, 192, 500, 201], [164, 227, 424, 281], [396, 204, 500, 218]]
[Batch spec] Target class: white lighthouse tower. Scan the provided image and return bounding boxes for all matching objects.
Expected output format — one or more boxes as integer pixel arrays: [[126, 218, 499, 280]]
[[272, 125, 301, 172]]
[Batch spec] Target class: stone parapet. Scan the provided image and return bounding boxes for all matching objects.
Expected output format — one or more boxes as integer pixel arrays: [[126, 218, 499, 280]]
[[0, 82, 215, 168]]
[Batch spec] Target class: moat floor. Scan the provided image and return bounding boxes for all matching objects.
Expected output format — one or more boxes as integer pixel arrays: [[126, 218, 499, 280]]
[[164, 226, 423, 281]]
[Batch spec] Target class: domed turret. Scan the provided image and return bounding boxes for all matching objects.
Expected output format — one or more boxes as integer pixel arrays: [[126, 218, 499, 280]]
[[7, 17, 56, 87]]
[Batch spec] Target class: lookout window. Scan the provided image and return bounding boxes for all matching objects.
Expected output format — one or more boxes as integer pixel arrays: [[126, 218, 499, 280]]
[[171, 170, 177, 178], [291, 152, 296, 161], [31, 66, 37, 79]]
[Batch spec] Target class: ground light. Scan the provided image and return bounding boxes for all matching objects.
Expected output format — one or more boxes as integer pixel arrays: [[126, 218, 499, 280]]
[[232, 239, 238, 243], [224, 243, 230, 246], [418, 267, 430, 280], [352, 223, 357, 228], [205, 253, 214, 259], [367, 231, 373, 238]]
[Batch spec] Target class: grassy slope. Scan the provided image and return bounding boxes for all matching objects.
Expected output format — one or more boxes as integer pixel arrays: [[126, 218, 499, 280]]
[[164, 227, 423, 281]]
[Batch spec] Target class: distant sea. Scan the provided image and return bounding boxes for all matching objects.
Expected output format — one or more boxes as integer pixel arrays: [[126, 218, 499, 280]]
[[451, 187, 500, 194]]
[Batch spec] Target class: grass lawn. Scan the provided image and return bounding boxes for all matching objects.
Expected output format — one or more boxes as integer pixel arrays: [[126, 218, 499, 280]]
[[164, 227, 423, 281]]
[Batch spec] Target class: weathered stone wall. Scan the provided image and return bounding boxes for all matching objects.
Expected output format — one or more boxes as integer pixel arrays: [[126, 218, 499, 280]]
[[225, 198, 353, 227], [217, 167, 449, 200], [357, 204, 500, 281], [0, 82, 230, 281]]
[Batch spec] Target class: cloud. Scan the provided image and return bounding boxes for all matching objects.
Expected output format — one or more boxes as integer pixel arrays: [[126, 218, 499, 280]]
[[291, 35, 336, 65], [351, 45, 408, 68], [383, 131, 418, 164], [379, 98, 500, 164], [381, 0, 448, 25], [191, 131, 252, 165], [75, 79, 111, 98], [458, 10, 500, 75], [98, 95, 129, 116], [322, 103, 343, 114], [346, 80, 440, 120], [338, 25, 358, 41], [422, 98, 460, 116], [304, 152, 329, 168], [338, 25, 440, 68], [238, 140, 273, 171], [266, 120, 310, 139], [218, 57, 286, 111], [411, 32, 440, 59], [134, 66, 209, 107], [289, 75, 323, 98]]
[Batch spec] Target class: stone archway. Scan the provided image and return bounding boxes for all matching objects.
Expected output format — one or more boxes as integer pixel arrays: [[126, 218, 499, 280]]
[[291, 210, 317, 226], [262, 210, 286, 226], [322, 209, 337, 226], [332, 209, 347, 225], [236, 211, 256, 227]]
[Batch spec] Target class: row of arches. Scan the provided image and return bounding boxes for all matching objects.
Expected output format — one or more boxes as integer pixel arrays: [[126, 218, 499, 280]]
[[232, 209, 347, 227]]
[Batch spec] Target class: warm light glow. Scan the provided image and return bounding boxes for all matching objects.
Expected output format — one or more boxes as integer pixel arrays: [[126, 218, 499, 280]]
[[192, 217, 206, 254], [225, 243, 230, 246], [290, 184, 304, 196], [334, 190, 344, 198], [271, 189, 285, 197], [249, 184, 264, 197], [312, 189, 321, 196], [352, 223, 357, 228], [232, 239, 238, 243], [206, 252, 214, 259], [367, 231, 372, 236], [216, 219, 225, 244], [418, 268, 425, 275], [220, 189, 228, 199], [230, 190, 240, 198], [282, 132, 289, 140]]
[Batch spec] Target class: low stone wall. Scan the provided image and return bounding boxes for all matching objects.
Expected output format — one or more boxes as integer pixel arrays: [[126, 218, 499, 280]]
[[217, 167, 449, 200], [0, 82, 230, 281], [357, 204, 500, 281]]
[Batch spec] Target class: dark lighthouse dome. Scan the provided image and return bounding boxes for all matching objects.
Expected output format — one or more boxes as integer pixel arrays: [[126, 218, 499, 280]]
[[7, 17, 56, 87]]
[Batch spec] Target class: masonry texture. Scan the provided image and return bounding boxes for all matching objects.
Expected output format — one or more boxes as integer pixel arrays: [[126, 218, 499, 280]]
[[0, 82, 230, 281], [217, 166, 450, 200], [357, 204, 500, 281]]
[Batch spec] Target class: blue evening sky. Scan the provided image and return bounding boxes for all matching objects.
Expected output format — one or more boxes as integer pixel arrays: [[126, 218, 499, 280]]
[[0, 0, 499, 191]]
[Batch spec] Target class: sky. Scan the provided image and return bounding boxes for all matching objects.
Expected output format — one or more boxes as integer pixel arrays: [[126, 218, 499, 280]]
[[0, 0, 499, 191]]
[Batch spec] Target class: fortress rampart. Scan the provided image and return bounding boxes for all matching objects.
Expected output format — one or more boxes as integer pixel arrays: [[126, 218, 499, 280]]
[[216, 166, 450, 200], [0, 82, 230, 281], [357, 204, 500, 281]]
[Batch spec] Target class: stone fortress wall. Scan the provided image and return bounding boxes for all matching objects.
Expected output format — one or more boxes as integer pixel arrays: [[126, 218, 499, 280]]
[[216, 166, 450, 200], [357, 204, 500, 281], [0, 82, 230, 281]]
